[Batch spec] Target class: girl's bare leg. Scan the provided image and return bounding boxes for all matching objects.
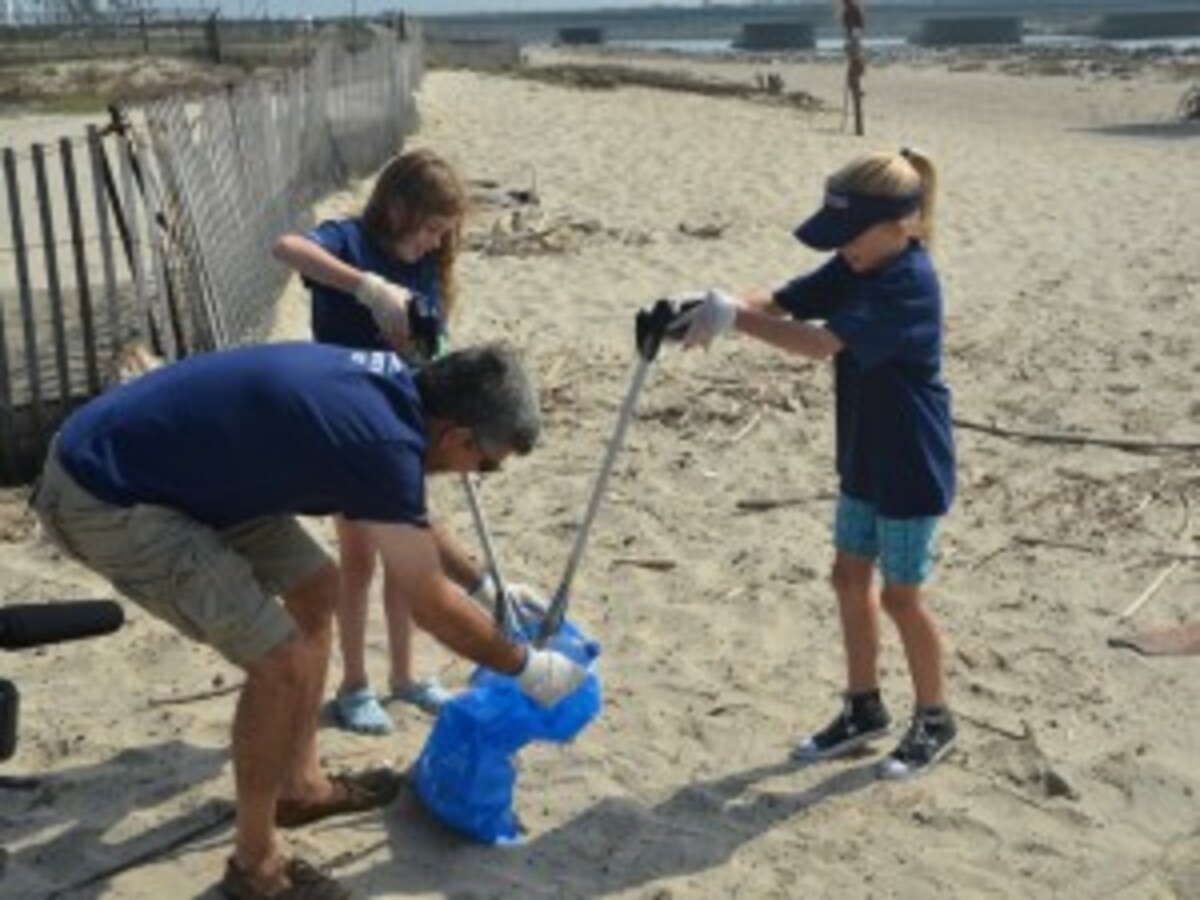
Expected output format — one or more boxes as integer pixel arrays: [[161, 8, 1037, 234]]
[[333, 516, 378, 693]]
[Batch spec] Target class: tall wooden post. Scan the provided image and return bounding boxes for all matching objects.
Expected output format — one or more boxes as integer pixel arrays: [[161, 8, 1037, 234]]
[[842, 0, 866, 136], [204, 12, 223, 65]]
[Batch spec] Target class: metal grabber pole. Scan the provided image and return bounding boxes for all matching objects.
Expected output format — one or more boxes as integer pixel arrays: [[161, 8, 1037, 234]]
[[535, 299, 683, 645], [460, 473, 519, 635]]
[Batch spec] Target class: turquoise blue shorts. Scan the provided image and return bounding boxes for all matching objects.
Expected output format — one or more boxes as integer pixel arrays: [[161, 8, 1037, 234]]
[[833, 494, 940, 585]]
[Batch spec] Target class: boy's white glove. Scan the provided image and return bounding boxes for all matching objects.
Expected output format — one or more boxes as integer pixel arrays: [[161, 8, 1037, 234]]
[[354, 272, 412, 348], [516, 646, 587, 706], [673, 288, 739, 349]]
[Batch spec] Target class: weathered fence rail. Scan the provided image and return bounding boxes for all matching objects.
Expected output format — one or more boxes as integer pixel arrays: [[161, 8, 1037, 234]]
[[0, 12, 318, 67], [0, 29, 422, 484]]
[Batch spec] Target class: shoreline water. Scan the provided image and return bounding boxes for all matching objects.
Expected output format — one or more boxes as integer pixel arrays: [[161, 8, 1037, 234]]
[[608, 34, 1200, 57]]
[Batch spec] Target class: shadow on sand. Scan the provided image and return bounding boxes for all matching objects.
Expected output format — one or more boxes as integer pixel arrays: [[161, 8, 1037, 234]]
[[332, 754, 881, 898], [0, 739, 229, 900], [1076, 120, 1200, 140]]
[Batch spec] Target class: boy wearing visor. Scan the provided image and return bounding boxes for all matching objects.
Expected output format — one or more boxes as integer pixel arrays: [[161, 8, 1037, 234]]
[[674, 148, 957, 779]]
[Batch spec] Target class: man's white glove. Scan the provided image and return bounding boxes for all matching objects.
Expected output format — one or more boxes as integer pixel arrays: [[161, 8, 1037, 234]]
[[516, 646, 587, 707], [673, 288, 739, 349], [354, 272, 412, 349]]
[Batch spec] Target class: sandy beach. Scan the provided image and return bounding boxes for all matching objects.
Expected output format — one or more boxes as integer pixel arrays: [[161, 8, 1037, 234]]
[[2, 46, 1199, 898]]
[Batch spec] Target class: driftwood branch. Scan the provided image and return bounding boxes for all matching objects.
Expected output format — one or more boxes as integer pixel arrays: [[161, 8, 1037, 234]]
[[1150, 550, 1200, 562], [1118, 560, 1183, 622], [954, 417, 1200, 454], [148, 681, 242, 708], [611, 556, 677, 572], [969, 540, 1013, 571], [1013, 535, 1101, 555], [725, 411, 763, 445], [958, 710, 1031, 742], [736, 497, 809, 513]]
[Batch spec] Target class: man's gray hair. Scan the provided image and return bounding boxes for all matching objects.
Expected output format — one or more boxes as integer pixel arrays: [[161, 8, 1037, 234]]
[[414, 342, 541, 454]]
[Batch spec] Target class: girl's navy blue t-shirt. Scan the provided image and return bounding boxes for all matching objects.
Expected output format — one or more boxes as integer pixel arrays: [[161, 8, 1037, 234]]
[[304, 217, 443, 351], [774, 243, 956, 518], [58, 343, 429, 529]]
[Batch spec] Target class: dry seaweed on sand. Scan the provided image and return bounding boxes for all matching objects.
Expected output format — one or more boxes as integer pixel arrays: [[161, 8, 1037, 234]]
[[511, 62, 825, 111], [1179, 83, 1200, 121]]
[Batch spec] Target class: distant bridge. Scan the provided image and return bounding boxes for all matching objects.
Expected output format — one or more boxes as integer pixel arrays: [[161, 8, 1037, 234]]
[[421, 2, 1200, 45]]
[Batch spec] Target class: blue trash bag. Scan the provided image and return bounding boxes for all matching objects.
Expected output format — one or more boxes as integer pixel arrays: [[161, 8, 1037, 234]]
[[412, 618, 602, 844]]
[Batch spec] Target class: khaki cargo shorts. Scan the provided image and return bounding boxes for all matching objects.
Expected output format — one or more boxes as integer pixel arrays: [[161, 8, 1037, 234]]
[[31, 447, 332, 667]]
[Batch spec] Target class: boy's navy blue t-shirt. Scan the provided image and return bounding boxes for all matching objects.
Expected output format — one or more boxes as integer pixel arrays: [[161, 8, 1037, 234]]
[[57, 342, 429, 529], [304, 217, 443, 351], [774, 242, 955, 518]]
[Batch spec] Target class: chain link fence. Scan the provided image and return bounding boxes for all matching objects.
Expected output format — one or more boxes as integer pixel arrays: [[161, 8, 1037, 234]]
[[0, 28, 422, 483]]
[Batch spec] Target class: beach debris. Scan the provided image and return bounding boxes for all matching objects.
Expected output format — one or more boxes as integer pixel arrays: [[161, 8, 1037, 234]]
[[1108, 622, 1200, 656], [725, 411, 763, 445], [677, 220, 730, 240], [954, 416, 1200, 454], [512, 62, 825, 112], [1117, 559, 1183, 622], [1012, 535, 1101, 556], [468, 172, 540, 210], [148, 679, 243, 708], [1180, 84, 1200, 121], [610, 556, 677, 572], [959, 709, 1031, 743], [466, 210, 654, 257], [754, 72, 785, 95], [735, 496, 810, 513]]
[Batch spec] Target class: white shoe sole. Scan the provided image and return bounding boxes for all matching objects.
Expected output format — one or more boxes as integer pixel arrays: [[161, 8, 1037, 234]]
[[876, 735, 957, 780], [791, 724, 892, 763]]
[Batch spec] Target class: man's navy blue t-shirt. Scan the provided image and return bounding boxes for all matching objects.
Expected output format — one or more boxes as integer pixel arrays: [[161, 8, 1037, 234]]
[[304, 217, 443, 351], [57, 343, 429, 529], [774, 242, 955, 518]]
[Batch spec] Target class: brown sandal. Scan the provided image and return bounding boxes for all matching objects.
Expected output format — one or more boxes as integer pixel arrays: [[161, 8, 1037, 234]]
[[220, 856, 351, 899], [275, 767, 405, 829]]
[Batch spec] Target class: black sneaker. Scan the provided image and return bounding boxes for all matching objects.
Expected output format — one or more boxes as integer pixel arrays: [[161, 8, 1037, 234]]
[[877, 707, 958, 780], [792, 691, 892, 762]]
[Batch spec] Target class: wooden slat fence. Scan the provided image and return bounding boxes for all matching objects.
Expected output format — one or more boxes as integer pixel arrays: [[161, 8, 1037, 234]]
[[0, 29, 422, 485]]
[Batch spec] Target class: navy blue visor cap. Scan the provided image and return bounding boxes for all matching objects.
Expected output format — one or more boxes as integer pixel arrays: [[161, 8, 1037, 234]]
[[794, 189, 922, 251]]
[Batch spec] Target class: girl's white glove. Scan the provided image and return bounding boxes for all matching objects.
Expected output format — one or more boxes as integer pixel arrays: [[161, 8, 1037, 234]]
[[516, 647, 587, 707], [674, 289, 739, 349], [354, 273, 412, 348]]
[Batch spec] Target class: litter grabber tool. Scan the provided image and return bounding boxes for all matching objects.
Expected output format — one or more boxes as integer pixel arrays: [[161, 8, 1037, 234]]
[[406, 290, 442, 361], [461, 473, 511, 633], [460, 474, 545, 639], [535, 297, 685, 645], [412, 299, 686, 845]]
